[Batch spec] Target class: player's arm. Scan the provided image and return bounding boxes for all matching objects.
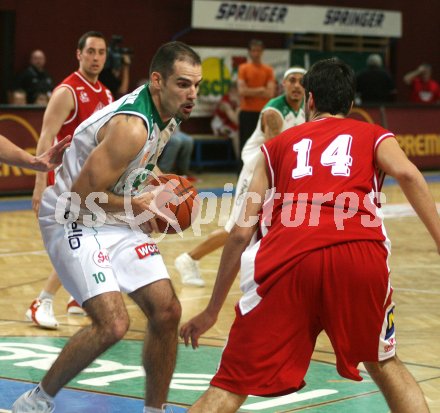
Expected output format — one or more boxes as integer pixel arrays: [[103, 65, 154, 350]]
[[180, 153, 269, 349], [376, 138, 440, 251], [261, 109, 283, 142], [0, 133, 70, 170], [32, 87, 75, 213], [71, 114, 148, 214]]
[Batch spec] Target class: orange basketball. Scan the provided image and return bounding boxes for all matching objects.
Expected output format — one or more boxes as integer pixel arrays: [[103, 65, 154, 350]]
[[149, 174, 199, 234]]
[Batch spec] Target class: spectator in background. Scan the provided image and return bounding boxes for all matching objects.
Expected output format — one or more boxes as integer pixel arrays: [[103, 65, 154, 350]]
[[211, 82, 240, 160], [99, 52, 131, 98], [158, 125, 195, 180], [14, 49, 54, 103], [237, 39, 275, 151], [9, 89, 27, 105], [356, 54, 395, 104], [34, 92, 50, 106], [404, 63, 440, 104]]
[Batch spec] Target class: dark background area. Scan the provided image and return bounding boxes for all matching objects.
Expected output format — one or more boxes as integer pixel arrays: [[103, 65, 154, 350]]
[[0, 0, 439, 104]]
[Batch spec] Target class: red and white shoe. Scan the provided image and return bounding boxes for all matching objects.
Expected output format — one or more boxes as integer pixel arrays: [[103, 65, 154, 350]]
[[25, 299, 59, 329], [66, 297, 87, 315]]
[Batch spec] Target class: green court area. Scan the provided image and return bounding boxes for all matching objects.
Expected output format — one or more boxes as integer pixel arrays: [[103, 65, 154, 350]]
[[0, 337, 389, 412]]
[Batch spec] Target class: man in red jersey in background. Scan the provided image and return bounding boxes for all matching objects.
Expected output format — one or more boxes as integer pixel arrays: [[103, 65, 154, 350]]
[[181, 58, 437, 413], [27, 31, 113, 329]]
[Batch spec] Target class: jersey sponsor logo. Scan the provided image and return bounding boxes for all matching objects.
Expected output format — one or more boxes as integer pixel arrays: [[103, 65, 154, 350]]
[[79, 91, 90, 103], [135, 242, 160, 259], [93, 249, 111, 268]]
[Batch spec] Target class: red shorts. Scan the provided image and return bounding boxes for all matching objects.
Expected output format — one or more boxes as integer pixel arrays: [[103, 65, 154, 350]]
[[211, 240, 395, 396], [47, 170, 55, 186]]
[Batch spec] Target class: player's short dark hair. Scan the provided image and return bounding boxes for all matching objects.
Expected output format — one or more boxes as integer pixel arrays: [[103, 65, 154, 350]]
[[77, 31, 107, 51], [302, 58, 355, 116], [149, 41, 201, 80]]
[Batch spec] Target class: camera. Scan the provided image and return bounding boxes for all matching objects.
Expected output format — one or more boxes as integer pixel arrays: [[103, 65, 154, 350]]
[[105, 35, 133, 71]]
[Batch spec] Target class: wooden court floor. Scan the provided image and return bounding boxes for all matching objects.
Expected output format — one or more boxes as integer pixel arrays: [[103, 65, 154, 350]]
[[0, 171, 439, 412]]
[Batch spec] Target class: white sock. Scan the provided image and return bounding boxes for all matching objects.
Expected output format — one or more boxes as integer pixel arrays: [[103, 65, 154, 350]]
[[143, 407, 162, 413], [32, 383, 54, 402], [38, 290, 54, 301]]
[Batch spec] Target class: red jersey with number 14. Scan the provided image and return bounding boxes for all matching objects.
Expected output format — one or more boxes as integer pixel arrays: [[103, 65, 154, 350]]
[[254, 117, 394, 297]]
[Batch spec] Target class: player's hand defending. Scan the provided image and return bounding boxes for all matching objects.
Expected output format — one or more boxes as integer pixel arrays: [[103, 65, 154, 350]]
[[180, 309, 218, 349], [34, 135, 72, 172]]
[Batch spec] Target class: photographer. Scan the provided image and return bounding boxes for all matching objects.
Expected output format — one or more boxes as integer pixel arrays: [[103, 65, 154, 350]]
[[99, 35, 132, 98]]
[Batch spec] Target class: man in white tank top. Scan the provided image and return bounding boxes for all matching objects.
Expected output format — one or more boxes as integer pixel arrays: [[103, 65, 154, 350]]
[[13, 41, 202, 413]]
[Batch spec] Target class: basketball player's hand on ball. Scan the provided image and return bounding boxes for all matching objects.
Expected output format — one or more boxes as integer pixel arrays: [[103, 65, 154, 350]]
[[180, 309, 218, 349], [131, 191, 160, 233]]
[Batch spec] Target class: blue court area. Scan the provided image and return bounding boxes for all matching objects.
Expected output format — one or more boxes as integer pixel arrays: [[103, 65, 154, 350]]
[[0, 378, 149, 413]]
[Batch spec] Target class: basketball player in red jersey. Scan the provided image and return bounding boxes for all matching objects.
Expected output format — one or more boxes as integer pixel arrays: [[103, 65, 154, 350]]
[[27, 31, 113, 329], [181, 59, 438, 413]]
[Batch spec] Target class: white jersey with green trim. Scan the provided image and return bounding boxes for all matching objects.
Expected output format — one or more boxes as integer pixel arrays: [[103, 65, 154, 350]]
[[241, 94, 305, 166], [52, 84, 178, 199]]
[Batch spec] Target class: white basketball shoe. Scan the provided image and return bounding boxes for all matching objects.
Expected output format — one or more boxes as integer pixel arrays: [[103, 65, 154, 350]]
[[66, 296, 87, 315], [12, 389, 55, 413], [25, 299, 59, 329], [174, 253, 205, 287]]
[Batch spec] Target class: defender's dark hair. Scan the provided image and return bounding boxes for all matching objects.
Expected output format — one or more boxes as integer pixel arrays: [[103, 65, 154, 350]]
[[78, 31, 107, 51], [302, 58, 355, 116], [149, 41, 201, 80]]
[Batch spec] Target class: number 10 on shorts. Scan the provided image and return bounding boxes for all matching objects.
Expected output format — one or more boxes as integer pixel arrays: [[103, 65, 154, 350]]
[[92, 272, 106, 284]]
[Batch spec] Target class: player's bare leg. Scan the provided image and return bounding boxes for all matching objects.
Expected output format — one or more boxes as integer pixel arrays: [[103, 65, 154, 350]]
[[188, 386, 247, 413], [129, 279, 181, 409], [40, 291, 129, 396], [189, 228, 228, 260], [364, 356, 430, 413], [42, 270, 63, 294]]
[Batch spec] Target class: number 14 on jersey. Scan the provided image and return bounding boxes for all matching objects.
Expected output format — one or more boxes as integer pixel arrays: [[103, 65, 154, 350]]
[[292, 134, 353, 179]]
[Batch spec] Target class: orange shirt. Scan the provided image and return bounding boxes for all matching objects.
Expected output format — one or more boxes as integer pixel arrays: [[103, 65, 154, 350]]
[[238, 62, 275, 111]]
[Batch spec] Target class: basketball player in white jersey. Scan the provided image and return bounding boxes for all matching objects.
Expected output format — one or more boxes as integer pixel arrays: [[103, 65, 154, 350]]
[[13, 41, 202, 413]]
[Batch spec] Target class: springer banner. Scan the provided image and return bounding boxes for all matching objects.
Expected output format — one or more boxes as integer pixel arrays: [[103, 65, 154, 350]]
[[192, 1, 402, 37]]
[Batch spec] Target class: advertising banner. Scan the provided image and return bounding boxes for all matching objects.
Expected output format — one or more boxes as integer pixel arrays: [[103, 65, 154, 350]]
[[192, 1, 402, 37]]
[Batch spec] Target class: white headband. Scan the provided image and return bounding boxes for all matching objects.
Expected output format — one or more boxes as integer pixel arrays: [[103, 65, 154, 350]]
[[283, 67, 307, 79]]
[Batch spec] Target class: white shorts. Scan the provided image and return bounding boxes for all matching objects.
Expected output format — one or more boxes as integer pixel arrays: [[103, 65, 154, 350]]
[[39, 189, 169, 305], [225, 164, 253, 232]]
